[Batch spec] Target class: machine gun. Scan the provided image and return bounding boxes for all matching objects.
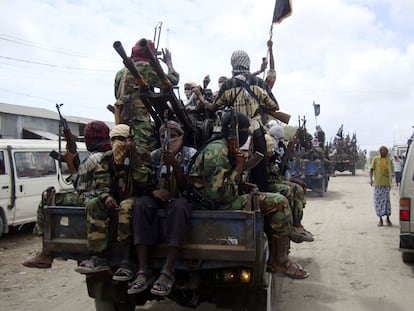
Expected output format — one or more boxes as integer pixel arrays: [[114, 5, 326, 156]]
[[50, 103, 80, 171]]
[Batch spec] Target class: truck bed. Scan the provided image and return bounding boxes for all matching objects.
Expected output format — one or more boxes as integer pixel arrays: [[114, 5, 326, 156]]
[[42, 206, 263, 266]]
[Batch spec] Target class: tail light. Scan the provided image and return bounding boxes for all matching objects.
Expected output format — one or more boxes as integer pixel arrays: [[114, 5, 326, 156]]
[[400, 198, 411, 221]]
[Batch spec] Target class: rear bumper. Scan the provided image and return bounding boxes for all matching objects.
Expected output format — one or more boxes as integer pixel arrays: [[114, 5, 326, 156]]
[[400, 233, 414, 250]]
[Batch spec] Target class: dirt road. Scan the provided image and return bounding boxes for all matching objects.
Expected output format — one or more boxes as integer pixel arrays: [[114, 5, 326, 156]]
[[1, 170, 413, 311]]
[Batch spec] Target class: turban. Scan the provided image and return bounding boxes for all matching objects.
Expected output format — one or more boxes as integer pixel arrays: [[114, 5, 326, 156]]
[[231, 50, 250, 72], [84, 121, 111, 152], [159, 120, 184, 137], [269, 124, 285, 139], [84, 121, 109, 139], [110, 124, 130, 139]]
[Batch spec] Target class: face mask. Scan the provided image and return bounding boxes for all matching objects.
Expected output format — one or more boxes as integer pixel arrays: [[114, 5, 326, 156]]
[[111, 140, 128, 165], [239, 132, 249, 147]]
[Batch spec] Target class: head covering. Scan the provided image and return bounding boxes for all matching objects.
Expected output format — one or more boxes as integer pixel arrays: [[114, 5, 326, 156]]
[[269, 124, 285, 139], [159, 120, 184, 137], [84, 121, 111, 152], [131, 38, 155, 62], [221, 111, 250, 147], [110, 124, 130, 139], [218, 76, 228, 84], [159, 120, 184, 155], [231, 50, 250, 74], [110, 124, 131, 165]]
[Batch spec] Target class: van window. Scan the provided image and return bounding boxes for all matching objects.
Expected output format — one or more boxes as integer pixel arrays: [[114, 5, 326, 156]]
[[14, 151, 56, 178], [0, 151, 5, 175]]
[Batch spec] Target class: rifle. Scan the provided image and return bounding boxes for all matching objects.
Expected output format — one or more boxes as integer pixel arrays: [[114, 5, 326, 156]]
[[227, 108, 239, 155], [159, 110, 171, 191], [280, 130, 298, 176], [52, 103, 80, 171], [226, 107, 263, 172]]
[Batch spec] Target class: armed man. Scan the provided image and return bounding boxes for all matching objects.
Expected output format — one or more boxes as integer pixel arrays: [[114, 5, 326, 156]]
[[113, 38, 179, 167], [197, 49, 286, 192], [187, 111, 309, 279]]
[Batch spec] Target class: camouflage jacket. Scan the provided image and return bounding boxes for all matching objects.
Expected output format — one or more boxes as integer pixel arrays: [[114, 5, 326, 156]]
[[93, 150, 152, 203], [188, 139, 242, 209]]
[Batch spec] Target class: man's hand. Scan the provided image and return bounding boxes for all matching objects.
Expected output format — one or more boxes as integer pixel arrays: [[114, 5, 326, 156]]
[[152, 189, 172, 203], [161, 48, 172, 66], [161, 150, 178, 167], [234, 150, 247, 173], [104, 196, 118, 211]]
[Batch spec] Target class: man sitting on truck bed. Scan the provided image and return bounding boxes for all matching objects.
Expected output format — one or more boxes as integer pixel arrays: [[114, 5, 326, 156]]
[[266, 122, 314, 243], [22, 121, 111, 269], [188, 112, 309, 279], [75, 124, 152, 276], [127, 120, 196, 296]]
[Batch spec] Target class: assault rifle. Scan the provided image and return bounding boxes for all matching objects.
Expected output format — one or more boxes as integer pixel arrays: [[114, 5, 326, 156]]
[[159, 110, 171, 191], [51, 104, 80, 171], [226, 108, 263, 172]]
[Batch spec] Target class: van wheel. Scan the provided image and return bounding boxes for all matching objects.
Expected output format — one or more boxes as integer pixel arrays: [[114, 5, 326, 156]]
[[401, 252, 414, 263], [94, 299, 135, 311], [0, 216, 4, 239]]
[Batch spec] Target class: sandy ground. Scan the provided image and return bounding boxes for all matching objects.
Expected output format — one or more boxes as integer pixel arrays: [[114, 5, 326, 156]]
[[1, 169, 413, 311]]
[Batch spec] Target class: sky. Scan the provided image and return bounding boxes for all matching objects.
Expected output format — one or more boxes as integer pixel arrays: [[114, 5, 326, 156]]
[[1, 0, 413, 152]]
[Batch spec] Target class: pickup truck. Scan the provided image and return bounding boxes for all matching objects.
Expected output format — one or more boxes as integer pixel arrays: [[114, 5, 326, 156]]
[[42, 204, 274, 311]]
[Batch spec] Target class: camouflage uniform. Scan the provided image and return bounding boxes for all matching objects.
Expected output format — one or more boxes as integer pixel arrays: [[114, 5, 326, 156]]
[[214, 73, 278, 192], [33, 151, 103, 236], [86, 150, 152, 252], [188, 139, 292, 237], [114, 62, 179, 165]]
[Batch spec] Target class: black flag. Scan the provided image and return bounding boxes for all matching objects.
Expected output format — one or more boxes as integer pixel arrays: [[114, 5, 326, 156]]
[[336, 124, 344, 139], [272, 0, 293, 24], [313, 101, 320, 117]]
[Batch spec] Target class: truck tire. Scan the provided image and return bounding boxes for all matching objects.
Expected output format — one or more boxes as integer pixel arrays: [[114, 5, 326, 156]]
[[0, 216, 4, 239], [252, 273, 275, 311], [401, 252, 414, 263], [94, 299, 135, 311]]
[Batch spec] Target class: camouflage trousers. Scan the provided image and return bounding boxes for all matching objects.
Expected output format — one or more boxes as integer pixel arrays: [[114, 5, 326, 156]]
[[230, 192, 292, 238], [33, 190, 86, 236], [267, 180, 306, 225], [86, 197, 136, 253], [130, 108, 158, 166]]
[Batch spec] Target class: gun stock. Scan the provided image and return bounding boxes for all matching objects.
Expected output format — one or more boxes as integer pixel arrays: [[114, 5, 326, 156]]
[[113, 41, 148, 89], [267, 110, 291, 124], [227, 108, 239, 154]]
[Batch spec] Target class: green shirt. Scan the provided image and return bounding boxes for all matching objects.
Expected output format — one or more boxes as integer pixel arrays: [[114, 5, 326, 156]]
[[371, 156, 393, 186]]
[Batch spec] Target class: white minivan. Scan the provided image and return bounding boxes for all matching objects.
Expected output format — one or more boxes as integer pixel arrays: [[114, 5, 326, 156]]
[[399, 144, 414, 262], [0, 139, 86, 238]]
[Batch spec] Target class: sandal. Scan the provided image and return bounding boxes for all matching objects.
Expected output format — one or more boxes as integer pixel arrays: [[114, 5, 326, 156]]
[[74, 256, 110, 274], [386, 219, 392, 226], [267, 260, 310, 279], [128, 270, 154, 295], [290, 227, 314, 243], [150, 270, 175, 297], [112, 260, 135, 282], [22, 252, 53, 269]]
